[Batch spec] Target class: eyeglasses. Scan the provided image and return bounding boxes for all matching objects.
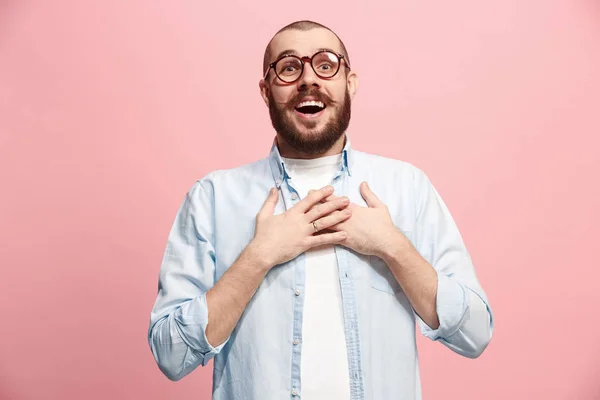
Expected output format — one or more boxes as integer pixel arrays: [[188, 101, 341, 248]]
[[264, 50, 350, 83]]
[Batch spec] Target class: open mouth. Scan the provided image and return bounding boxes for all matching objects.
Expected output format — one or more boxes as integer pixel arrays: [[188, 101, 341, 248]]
[[294, 100, 326, 116]]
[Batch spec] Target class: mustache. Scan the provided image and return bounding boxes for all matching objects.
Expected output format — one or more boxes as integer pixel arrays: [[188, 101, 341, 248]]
[[273, 90, 336, 109]]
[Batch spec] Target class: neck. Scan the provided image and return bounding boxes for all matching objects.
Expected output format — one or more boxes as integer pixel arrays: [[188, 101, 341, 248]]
[[276, 134, 346, 159]]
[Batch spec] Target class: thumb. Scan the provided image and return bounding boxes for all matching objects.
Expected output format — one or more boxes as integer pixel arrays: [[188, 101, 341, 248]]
[[259, 187, 279, 217], [360, 181, 383, 208]]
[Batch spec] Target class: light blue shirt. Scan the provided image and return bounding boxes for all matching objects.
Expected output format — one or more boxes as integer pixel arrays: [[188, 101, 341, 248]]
[[148, 136, 494, 400]]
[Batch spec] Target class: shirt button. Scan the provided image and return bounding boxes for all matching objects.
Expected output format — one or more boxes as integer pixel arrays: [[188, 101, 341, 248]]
[[295, 289, 301, 296], [291, 193, 298, 200], [292, 389, 298, 396], [293, 339, 300, 346]]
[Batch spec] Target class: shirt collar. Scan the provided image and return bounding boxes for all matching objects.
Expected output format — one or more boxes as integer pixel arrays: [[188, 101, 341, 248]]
[[269, 135, 354, 187]]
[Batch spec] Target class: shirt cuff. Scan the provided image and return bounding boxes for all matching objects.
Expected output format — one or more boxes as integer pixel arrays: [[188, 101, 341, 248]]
[[420, 273, 469, 340], [173, 292, 228, 366]]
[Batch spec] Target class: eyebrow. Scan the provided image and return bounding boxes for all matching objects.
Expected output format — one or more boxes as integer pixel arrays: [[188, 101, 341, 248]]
[[274, 47, 339, 61]]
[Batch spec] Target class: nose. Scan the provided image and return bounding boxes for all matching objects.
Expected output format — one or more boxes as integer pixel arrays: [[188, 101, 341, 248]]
[[296, 58, 320, 90]]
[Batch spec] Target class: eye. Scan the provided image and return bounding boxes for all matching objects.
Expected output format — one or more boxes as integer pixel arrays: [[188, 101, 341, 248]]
[[316, 63, 334, 72], [278, 61, 301, 75]]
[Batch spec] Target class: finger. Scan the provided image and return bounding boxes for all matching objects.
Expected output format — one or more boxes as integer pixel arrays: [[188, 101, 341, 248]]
[[295, 185, 334, 213], [324, 222, 344, 232], [308, 189, 340, 203], [306, 231, 348, 247], [360, 181, 384, 208], [305, 197, 350, 225], [321, 193, 339, 203], [257, 187, 279, 218], [312, 209, 352, 232], [313, 227, 336, 235], [307, 190, 339, 205]]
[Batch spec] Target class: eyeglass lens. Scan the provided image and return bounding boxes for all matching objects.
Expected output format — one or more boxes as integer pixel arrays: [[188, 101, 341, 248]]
[[275, 52, 340, 82]]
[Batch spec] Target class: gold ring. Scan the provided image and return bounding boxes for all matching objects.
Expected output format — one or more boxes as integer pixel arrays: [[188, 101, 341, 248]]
[[312, 221, 318, 233]]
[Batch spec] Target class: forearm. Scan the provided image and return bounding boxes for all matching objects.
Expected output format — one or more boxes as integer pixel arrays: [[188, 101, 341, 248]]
[[205, 241, 271, 347], [149, 243, 274, 382], [380, 230, 440, 329], [380, 230, 493, 357]]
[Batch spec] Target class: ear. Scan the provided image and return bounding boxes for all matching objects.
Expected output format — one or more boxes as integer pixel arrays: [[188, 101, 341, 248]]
[[346, 70, 358, 101], [259, 79, 270, 108]]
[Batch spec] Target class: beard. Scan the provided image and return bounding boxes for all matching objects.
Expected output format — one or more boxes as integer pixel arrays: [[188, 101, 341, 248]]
[[268, 88, 351, 156]]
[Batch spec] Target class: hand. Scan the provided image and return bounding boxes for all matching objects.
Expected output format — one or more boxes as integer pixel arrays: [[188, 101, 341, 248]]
[[309, 182, 404, 258], [248, 185, 352, 270]]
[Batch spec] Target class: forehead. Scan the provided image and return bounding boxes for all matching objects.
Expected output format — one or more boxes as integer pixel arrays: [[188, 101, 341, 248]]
[[269, 28, 342, 59]]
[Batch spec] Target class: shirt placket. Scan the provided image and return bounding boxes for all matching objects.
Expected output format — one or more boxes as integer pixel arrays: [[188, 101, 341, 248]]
[[276, 174, 305, 399], [275, 159, 364, 400], [332, 167, 365, 400]]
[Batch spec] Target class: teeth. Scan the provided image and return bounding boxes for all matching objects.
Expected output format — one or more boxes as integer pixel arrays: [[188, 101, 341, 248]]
[[297, 100, 324, 109]]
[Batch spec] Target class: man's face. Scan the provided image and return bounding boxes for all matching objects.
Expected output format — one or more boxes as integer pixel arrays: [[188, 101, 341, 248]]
[[260, 28, 358, 156]]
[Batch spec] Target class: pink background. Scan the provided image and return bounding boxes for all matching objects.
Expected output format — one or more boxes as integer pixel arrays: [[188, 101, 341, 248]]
[[1, 1, 599, 399]]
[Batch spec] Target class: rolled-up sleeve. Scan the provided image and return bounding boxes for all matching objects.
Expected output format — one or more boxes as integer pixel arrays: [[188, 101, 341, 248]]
[[148, 179, 229, 381], [411, 166, 494, 358]]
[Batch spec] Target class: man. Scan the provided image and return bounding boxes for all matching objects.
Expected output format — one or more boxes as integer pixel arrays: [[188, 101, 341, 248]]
[[148, 20, 493, 400]]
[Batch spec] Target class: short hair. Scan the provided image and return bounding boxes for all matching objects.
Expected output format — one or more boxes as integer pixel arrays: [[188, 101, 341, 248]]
[[262, 20, 351, 76]]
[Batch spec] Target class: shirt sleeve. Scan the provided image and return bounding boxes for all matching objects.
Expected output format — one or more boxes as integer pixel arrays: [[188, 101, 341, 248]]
[[147, 179, 229, 381], [411, 165, 494, 358]]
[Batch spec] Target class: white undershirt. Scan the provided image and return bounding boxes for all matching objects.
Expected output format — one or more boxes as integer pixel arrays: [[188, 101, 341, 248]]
[[281, 153, 350, 400]]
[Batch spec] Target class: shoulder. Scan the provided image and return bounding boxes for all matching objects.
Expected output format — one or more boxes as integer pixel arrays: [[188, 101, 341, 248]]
[[192, 157, 270, 192], [353, 149, 428, 184]]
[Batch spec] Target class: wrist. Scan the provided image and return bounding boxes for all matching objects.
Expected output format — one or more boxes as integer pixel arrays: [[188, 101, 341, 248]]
[[379, 229, 412, 264], [244, 240, 273, 273]]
